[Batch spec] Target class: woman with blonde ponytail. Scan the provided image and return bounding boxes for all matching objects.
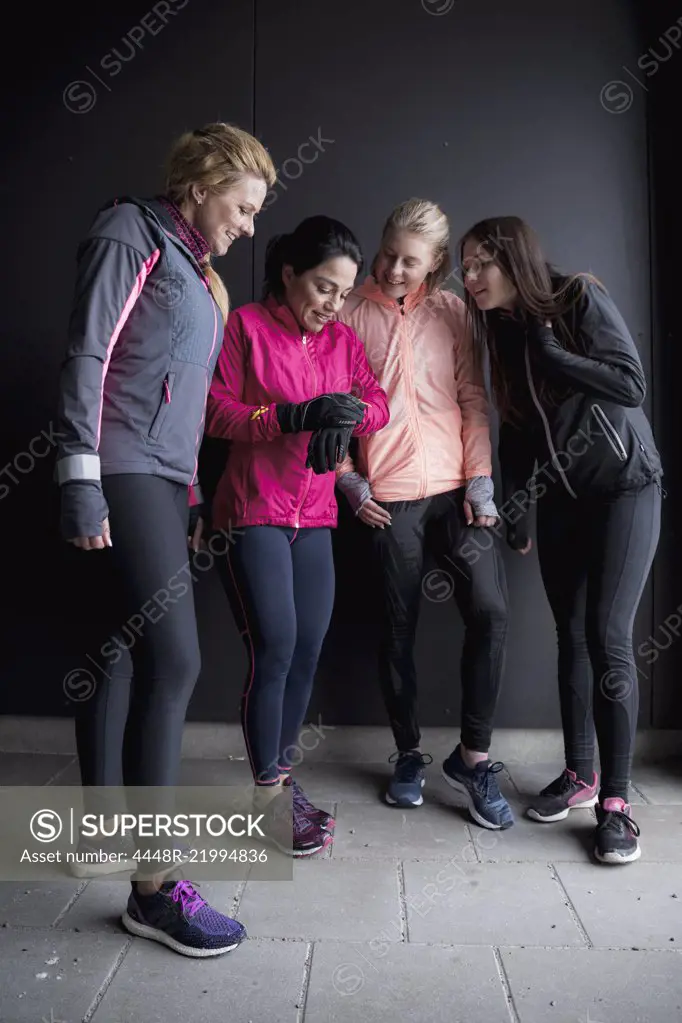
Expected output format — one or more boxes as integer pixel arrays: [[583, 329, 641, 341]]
[[336, 199, 513, 831], [54, 122, 275, 956]]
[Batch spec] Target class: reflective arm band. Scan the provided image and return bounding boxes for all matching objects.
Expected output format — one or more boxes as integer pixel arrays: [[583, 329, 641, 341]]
[[56, 453, 101, 484]]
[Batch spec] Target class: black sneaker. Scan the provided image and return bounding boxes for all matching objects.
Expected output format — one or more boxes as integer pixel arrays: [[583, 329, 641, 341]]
[[385, 751, 433, 808], [595, 797, 641, 864], [122, 879, 246, 957], [526, 768, 599, 823]]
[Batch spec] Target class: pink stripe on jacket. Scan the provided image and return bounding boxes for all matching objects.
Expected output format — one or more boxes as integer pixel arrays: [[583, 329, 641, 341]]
[[206, 295, 390, 529]]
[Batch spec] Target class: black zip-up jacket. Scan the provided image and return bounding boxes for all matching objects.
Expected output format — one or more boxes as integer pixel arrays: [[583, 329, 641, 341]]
[[495, 278, 662, 545], [55, 197, 223, 539]]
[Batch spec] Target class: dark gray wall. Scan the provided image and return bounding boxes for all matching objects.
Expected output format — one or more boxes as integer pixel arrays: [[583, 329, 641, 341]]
[[2, 0, 674, 731]]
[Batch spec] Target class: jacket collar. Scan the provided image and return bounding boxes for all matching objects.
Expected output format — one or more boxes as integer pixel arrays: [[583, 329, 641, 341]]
[[354, 275, 428, 313], [263, 294, 335, 339]]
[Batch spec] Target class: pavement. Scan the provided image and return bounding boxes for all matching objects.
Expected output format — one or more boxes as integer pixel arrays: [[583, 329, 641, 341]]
[[1, 749, 681, 1023]]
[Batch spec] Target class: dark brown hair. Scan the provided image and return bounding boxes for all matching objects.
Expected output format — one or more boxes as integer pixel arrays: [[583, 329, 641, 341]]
[[458, 216, 603, 423]]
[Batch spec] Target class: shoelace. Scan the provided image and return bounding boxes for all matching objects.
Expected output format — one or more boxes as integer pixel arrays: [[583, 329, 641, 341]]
[[388, 751, 434, 782], [290, 779, 317, 815], [547, 769, 575, 797], [170, 880, 206, 918], [293, 805, 315, 834], [472, 761, 505, 800], [601, 808, 641, 838]]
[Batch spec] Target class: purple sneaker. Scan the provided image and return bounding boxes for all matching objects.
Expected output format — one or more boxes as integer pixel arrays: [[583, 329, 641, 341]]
[[122, 879, 246, 957], [262, 792, 332, 857], [285, 777, 335, 832]]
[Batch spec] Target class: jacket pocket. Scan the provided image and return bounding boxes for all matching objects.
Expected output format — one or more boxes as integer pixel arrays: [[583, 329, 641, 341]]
[[591, 404, 627, 461], [629, 422, 656, 475], [149, 372, 175, 440]]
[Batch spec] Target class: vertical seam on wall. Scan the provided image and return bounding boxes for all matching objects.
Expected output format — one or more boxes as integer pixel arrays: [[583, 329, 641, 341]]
[[251, 0, 258, 303], [644, 62, 656, 729]]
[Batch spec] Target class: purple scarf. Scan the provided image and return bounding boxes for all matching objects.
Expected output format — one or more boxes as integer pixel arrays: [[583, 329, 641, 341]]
[[157, 196, 210, 266]]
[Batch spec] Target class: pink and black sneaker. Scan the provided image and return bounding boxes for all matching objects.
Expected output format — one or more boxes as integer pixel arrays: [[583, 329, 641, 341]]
[[526, 768, 599, 822], [122, 879, 246, 957], [260, 790, 332, 857], [285, 777, 335, 832], [595, 797, 641, 864]]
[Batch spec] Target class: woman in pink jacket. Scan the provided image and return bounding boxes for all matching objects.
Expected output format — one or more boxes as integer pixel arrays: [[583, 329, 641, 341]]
[[205, 216, 389, 856], [336, 199, 513, 830]]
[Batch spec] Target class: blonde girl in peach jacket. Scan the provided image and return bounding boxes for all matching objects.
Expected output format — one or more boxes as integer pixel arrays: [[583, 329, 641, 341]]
[[335, 199, 513, 830]]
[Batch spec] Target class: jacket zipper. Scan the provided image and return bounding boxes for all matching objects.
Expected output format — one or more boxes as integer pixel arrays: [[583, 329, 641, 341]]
[[163, 377, 172, 404], [294, 333, 315, 528], [192, 301, 219, 486], [591, 404, 627, 461], [524, 343, 577, 499], [400, 305, 428, 499]]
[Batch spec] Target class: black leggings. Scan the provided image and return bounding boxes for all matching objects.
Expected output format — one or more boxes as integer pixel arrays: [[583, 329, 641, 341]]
[[537, 481, 661, 800], [372, 487, 509, 753], [73, 474, 200, 822], [217, 526, 335, 785]]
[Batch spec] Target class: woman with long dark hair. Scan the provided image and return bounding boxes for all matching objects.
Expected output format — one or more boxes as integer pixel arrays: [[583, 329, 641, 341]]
[[205, 215, 389, 856], [459, 215, 663, 864]]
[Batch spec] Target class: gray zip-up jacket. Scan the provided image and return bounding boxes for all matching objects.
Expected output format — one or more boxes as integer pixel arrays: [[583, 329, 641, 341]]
[[55, 196, 223, 539]]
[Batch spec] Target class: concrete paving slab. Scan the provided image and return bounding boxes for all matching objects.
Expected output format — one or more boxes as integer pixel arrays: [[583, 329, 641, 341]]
[[403, 861, 584, 946], [237, 860, 401, 941], [501, 946, 682, 1023], [331, 800, 473, 861], [554, 862, 682, 949], [0, 753, 75, 786], [0, 927, 128, 1023], [305, 941, 509, 1022], [631, 760, 682, 804], [0, 880, 85, 927], [90, 937, 307, 1023]]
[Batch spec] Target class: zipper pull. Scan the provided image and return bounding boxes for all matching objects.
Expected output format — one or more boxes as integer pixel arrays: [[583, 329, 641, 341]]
[[163, 377, 172, 403], [302, 334, 307, 345]]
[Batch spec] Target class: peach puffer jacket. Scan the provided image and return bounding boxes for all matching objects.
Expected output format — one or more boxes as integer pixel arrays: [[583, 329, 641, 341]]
[[336, 276, 492, 501]]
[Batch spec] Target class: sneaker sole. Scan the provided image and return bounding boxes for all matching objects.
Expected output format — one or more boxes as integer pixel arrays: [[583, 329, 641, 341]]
[[68, 848, 193, 879], [385, 777, 425, 808], [268, 832, 332, 858], [526, 795, 598, 823], [121, 910, 243, 957], [441, 769, 513, 831], [68, 858, 135, 878], [594, 844, 641, 865]]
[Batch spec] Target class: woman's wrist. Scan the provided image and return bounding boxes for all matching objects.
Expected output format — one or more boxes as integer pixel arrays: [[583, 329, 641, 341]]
[[336, 471, 372, 514]]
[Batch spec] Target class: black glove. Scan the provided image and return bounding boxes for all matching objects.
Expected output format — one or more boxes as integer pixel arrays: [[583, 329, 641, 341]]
[[507, 520, 530, 551], [60, 480, 109, 541], [306, 426, 354, 475], [188, 501, 211, 540], [276, 392, 365, 434]]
